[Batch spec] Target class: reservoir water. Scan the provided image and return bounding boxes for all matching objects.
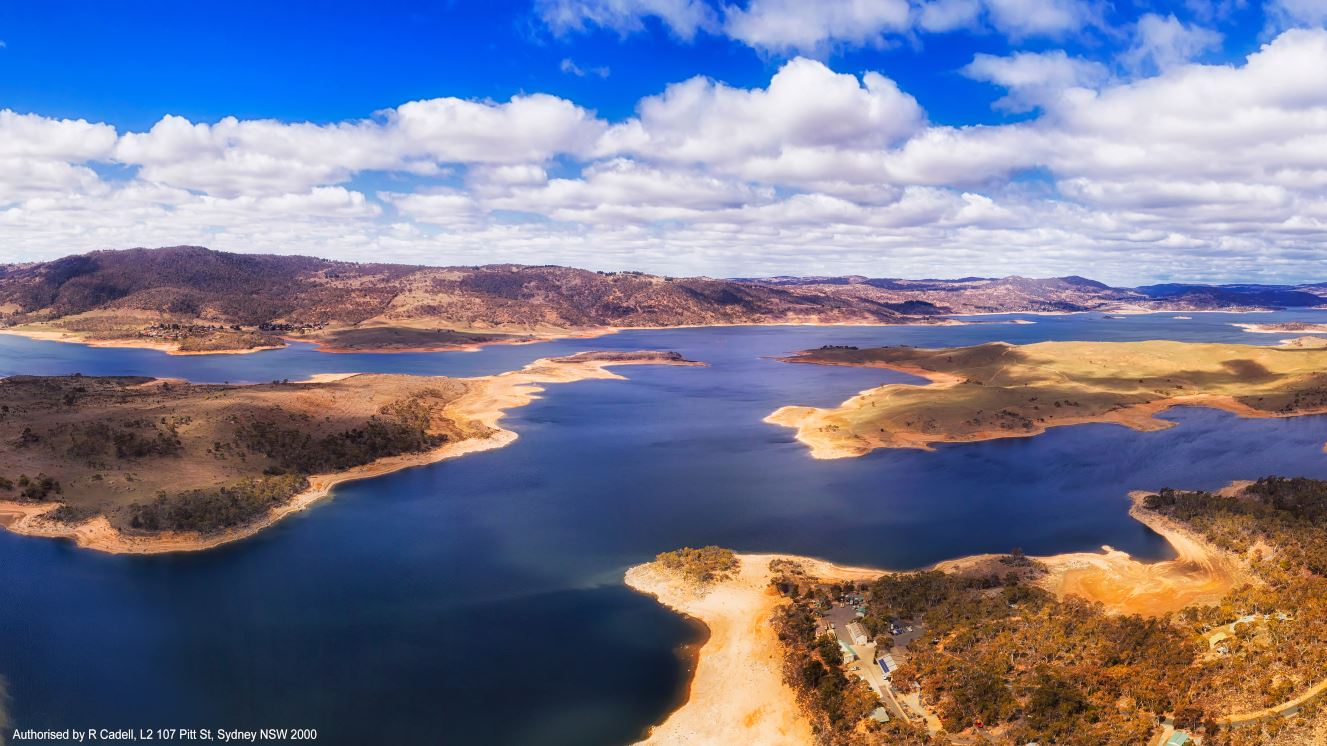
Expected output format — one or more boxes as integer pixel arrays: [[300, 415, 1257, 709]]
[[6, 312, 1327, 744]]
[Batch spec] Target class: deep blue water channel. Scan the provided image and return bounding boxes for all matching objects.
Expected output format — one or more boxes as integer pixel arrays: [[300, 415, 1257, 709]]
[[6, 311, 1327, 744]]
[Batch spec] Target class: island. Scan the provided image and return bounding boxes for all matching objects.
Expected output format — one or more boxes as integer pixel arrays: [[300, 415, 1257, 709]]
[[0, 350, 700, 553], [631, 477, 1327, 746], [767, 340, 1327, 458]]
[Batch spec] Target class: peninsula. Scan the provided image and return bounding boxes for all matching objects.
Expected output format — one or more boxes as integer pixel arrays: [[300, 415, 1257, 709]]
[[767, 340, 1327, 458], [632, 477, 1327, 746], [1235, 321, 1327, 335], [0, 350, 699, 553]]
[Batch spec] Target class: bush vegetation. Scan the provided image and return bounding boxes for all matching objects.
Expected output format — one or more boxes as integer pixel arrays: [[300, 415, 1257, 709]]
[[776, 477, 1327, 745], [236, 397, 446, 474], [655, 546, 739, 583], [128, 474, 309, 533], [17, 474, 61, 500]]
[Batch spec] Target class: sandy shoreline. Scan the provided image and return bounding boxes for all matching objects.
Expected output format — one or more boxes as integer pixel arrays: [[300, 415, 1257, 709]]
[[936, 494, 1250, 616], [625, 554, 881, 746], [0, 326, 282, 355], [628, 499, 1247, 744], [0, 354, 699, 554]]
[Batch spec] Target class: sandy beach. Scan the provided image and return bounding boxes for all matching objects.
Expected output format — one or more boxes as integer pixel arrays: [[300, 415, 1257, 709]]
[[0, 353, 699, 554], [625, 553, 880, 746]]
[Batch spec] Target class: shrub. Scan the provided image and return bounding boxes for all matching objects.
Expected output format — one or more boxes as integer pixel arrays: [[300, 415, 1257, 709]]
[[128, 474, 309, 533], [655, 546, 739, 583]]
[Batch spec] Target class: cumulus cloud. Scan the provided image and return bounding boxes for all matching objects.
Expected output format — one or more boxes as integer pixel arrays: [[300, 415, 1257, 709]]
[[114, 94, 605, 196], [0, 111, 118, 201], [962, 50, 1109, 112], [598, 57, 925, 189], [9, 30, 1327, 282]]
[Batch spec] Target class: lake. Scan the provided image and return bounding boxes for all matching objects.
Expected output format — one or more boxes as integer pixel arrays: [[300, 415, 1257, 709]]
[[5, 312, 1327, 744]]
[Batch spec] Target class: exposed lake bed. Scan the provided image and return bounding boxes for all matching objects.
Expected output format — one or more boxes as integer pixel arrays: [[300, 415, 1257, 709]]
[[7, 311, 1327, 744]]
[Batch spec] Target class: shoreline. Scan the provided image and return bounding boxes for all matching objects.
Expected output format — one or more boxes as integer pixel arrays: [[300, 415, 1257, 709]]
[[0, 316, 1039, 358], [1234, 321, 1327, 334], [628, 498, 1248, 743], [0, 354, 700, 555], [625, 553, 881, 746], [0, 327, 285, 356], [286, 327, 611, 355], [935, 493, 1250, 615], [1, 305, 1301, 357]]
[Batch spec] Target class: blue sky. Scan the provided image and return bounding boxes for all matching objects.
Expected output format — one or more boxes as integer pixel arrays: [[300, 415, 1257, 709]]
[[2, 0, 1326, 283], [0, 0, 1266, 125]]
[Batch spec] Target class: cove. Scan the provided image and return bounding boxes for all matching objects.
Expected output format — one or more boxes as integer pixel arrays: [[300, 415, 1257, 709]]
[[5, 311, 1327, 744]]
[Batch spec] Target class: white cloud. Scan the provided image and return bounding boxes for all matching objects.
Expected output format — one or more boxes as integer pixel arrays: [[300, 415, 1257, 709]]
[[383, 190, 485, 228], [114, 94, 605, 196], [388, 94, 605, 163], [482, 158, 774, 223], [1122, 13, 1222, 73], [599, 57, 925, 190], [538, 0, 1100, 52], [0, 110, 117, 161], [982, 0, 1099, 39], [536, 0, 718, 39], [722, 0, 911, 53], [560, 58, 611, 77], [11, 30, 1327, 283], [917, 0, 983, 32], [1266, 0, 1327, 31], [0, 111, 118, 202], [962, 50, 1109, 112]]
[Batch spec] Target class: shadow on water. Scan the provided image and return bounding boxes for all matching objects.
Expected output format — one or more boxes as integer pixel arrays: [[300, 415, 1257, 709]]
[[4, 312, 1327, 743]]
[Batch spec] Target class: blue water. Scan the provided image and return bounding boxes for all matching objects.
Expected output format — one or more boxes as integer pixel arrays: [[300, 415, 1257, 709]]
[[5, 311, 1327, 745]]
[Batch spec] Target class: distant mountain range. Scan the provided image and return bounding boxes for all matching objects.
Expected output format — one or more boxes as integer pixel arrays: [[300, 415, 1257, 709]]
[[0, 246, 1323, 353]]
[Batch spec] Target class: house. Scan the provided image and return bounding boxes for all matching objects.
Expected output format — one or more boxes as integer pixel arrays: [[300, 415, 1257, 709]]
[[870, 707, 890, 723], [877, 654, 898, 677], [846, 621, 869, 646], [1165, 732, 1192, 746]]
